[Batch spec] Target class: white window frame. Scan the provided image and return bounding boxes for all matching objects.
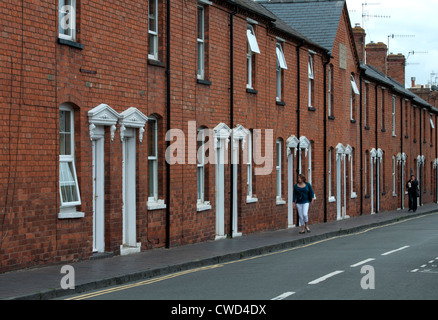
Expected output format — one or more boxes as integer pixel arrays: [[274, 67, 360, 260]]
[[364, 151, 368, 195], [328, 147, 335, 202], [148, 116, 159, 202], [197, 128, 211, 211], [350, 75, 360, 121], [308, 54, 314, 107], [148, 0, 159, 60], [276, 42, 286, 102], [364, 81, 369, 127], [197, 5, 205, 80], [276, 139, 282, 201], [328, 64, 333, 117], [350, 148, 357, 198], [247, 24, 260, 54], [59, 105, 83, 218], [58, 0, 76, 41]]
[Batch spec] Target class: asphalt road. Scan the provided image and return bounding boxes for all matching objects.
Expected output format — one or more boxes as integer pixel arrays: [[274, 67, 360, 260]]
[[61, 213, 438, 301]]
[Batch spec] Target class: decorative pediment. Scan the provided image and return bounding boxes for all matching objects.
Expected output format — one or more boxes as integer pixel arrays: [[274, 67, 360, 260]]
[[88, 104, 121, 141], [335, 143, 345, 154], [417, 155, 425, 165], [119, 107, 148, 142], [213, 122, 232, 139], [299, 136, 310, 149], [213, 123, 232, 149], [88, 104, 120, 126], [232, 124, 249, 140], [286, 135, 299, 156], [396, 152, 407, 165], [433, 158, 438, 168]]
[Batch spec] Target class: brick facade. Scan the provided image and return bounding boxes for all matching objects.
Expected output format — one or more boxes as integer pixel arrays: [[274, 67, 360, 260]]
[[1, 0, 437, 273]]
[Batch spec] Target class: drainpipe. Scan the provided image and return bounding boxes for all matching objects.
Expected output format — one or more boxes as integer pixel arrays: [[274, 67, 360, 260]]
[[419, 107, 422, 206], [323, 53, 331, 223], [359, 73, 363, 215], [400, 97, 403, 209], [296, 40, 304, 175], [375, 84, 379, 213], [165, 0, 171, 248], [229, 4, 237, 238], [295, 40, 304, 226]]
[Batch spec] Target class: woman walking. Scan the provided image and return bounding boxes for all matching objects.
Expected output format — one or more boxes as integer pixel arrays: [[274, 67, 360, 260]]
[[293, 174, 315, 234]]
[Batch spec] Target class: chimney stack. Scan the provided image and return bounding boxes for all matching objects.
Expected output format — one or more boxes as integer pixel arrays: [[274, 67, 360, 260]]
[[411, 77, 416, 88], [365, 42, 388, 75], [352, 24, 366, 62], [387, 53, 406, 86]]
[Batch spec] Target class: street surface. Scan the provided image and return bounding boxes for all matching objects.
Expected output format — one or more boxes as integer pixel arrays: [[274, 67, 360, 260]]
[[61, 213, 438, 300]]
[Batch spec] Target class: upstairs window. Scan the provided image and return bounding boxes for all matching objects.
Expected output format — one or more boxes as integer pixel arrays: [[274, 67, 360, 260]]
[[59, 0, 76, 41], [308, 54, 314, 108], [276, 42, 287, 102], [197, 5, 205, 79], [247, 24, 260, 89], [350, 74, 360, 121], [148, 0, 159, 60]]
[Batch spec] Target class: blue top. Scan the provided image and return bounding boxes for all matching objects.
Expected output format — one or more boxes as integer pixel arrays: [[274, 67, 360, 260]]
[[293, 182, 315, 204]]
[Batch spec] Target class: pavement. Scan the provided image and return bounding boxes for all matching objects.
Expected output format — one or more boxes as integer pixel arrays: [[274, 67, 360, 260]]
[[1, 203, 437, 300]]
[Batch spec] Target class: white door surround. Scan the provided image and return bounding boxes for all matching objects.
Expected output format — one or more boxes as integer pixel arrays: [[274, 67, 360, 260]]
[[119, 107, 148, 255], [88, 104, 120, 253], [213, 123, 231, 240]]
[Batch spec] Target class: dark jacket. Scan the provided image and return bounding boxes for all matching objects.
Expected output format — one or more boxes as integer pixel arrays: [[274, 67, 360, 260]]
[[406, 179, 419, 196]]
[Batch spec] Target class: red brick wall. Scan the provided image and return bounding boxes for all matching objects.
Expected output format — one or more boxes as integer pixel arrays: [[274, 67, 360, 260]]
[[0, 0, 436, 273]]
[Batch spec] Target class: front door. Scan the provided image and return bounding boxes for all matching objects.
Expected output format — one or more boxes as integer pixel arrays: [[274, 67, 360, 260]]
[[122, 128, 137, 248], [92, 131, 105, 253]]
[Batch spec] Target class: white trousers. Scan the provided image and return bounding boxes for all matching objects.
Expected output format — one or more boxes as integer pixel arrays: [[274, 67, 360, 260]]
[[296, 202, 309, 226]]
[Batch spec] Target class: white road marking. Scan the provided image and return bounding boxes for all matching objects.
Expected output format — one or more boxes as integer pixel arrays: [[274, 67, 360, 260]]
[[308, 271, 344, 285], [271, 292, 295, 300], [428, 260, 435, 263], [350, 258, 376, 267], [381, 246, 410, 256], [411, 269, 419, 272]]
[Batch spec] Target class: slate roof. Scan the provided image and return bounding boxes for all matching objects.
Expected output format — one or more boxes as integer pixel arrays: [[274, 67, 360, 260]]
[[260, 0, 345, 52], [226, 0, 328, 51]]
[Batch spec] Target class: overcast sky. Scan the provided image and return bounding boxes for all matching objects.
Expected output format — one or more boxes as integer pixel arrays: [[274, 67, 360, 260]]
[[346, 0, 438, 87]]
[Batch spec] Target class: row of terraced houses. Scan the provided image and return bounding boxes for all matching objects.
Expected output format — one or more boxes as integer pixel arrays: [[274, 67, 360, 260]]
[[1, 0, 438, 272]]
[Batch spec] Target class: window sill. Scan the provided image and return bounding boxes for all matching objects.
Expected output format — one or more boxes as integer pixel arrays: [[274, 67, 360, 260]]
[[308, 106, 316, 112], [350, 119, 356, 124], [328, 196, 336, 203], [365, 126, 370, 130], [58, 207, 85, 219], [197, 79, 212, 86], [246, 196, 258, 204], [148, 58, 165, 68], [381, 128, 386, 132], [197, 201, 211, 212], [328, 116, 335, 120], [276, 198, 286, 205], [246, 88, 258, 94], [147, 199, 166, 210], [276, 101, 286, 106], [351, 192, 357, 199], [57, 38, 84, 50]]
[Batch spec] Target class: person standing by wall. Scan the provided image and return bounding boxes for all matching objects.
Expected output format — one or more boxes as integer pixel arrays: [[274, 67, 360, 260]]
[[293, 174, 315, 234], [406, 175, 419, 212]]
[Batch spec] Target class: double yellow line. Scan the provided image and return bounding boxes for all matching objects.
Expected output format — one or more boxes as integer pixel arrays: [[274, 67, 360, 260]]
[[66, 264, 224, 300], [66, 212, 437, 300]]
